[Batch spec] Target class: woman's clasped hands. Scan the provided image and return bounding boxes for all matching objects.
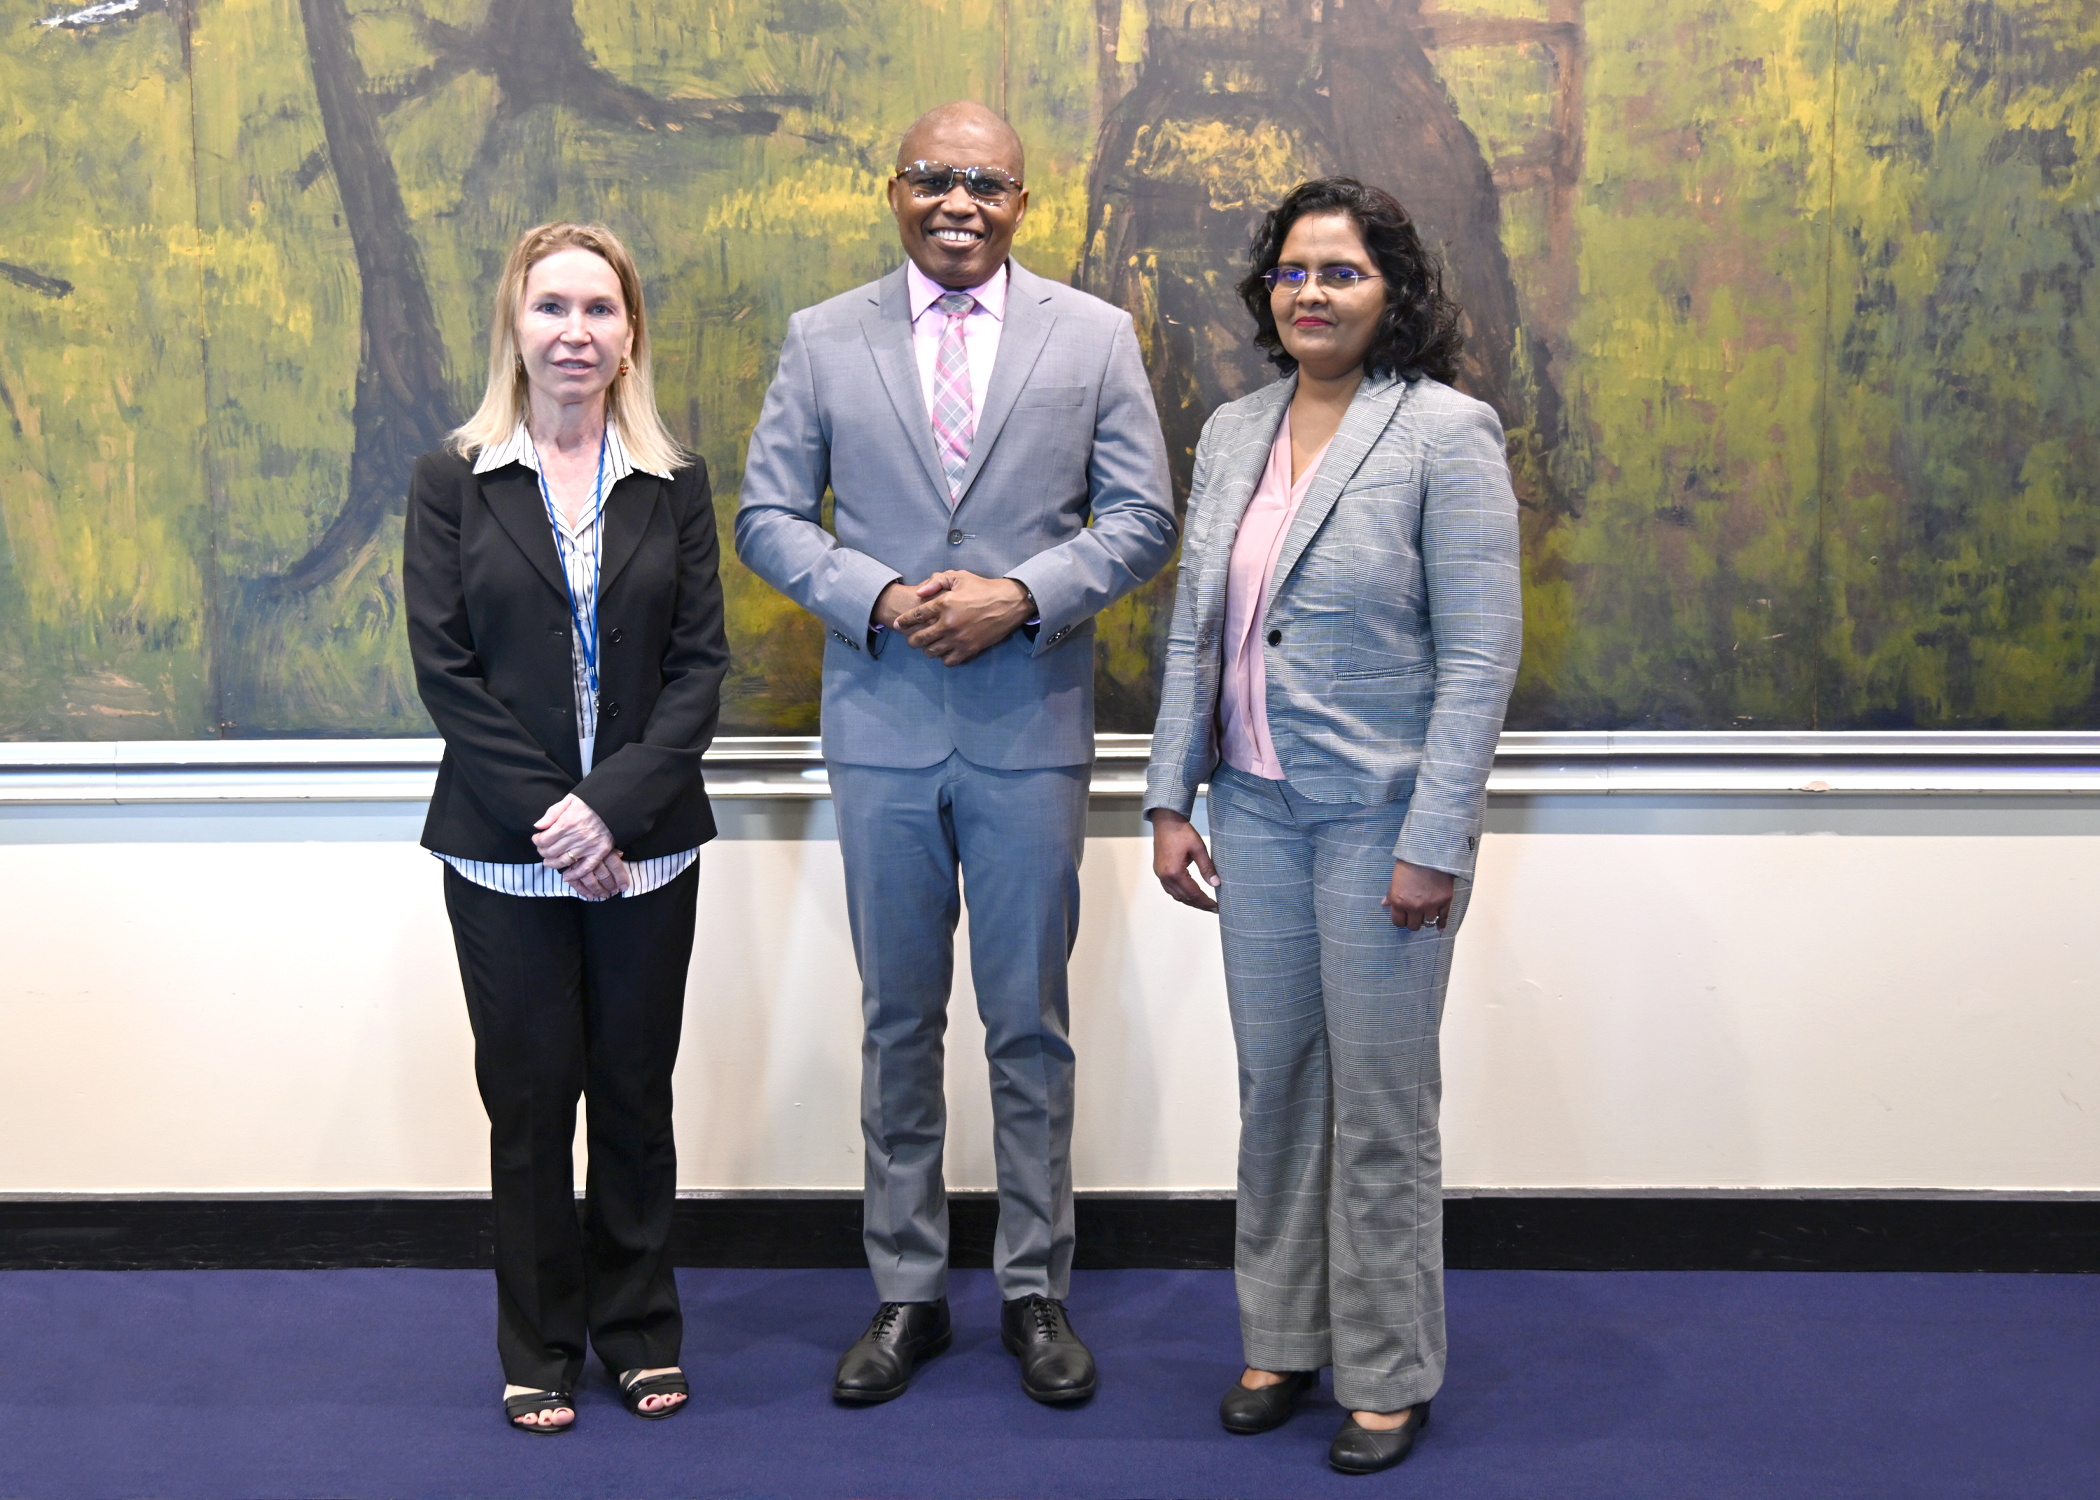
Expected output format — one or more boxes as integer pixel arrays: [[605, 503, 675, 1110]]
[[532, 793, 631, 900]]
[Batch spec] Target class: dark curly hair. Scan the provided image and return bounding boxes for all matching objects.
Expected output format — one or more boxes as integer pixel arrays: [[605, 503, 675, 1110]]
[[1237, 177, 1465, 385]]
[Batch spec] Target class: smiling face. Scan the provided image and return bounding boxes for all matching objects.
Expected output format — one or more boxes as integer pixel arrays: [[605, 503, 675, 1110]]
[[515, 246, 633, 412], [1271, 212, 1387, 382], [888, 104, 1029, 290]]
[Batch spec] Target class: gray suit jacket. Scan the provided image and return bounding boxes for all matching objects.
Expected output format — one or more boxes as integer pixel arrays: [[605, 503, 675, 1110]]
[[734, 260, 1176, 769], [1143, 373, 1522, 878]]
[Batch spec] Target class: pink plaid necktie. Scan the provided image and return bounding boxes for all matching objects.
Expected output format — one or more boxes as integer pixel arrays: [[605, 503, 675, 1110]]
[[929, 291, 976, 502]]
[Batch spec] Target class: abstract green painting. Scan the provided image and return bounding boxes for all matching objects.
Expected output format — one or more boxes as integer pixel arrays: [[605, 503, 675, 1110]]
[[1, 0, 2095, 739]]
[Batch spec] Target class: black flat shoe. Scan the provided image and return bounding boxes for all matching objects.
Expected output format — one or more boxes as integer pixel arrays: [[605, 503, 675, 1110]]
[[616, 1368, 690, 1420], [1220, 1369, 1318, 1434], [502, 1389, 575, 1434], [1329, 1401, 1430, 1474], [1000, 1294, 1096, 1405], [833, 1298, 952, 1404]]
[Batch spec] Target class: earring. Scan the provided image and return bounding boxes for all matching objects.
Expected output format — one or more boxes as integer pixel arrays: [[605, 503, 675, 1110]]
[[618, 358, 631, 376]]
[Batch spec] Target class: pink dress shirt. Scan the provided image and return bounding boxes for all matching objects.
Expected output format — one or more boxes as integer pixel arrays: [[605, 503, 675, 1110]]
[[1218, 410, 1329, 780], [906, 260, 1006, 422]]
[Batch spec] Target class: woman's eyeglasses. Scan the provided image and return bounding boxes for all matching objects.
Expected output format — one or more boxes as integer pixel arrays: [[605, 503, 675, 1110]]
[[893, 161, 1025, 205], [1262, 266, 1384, 292]]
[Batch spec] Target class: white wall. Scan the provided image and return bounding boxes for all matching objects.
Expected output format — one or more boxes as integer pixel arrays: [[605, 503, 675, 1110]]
[[2, 792, 2096, 1195]]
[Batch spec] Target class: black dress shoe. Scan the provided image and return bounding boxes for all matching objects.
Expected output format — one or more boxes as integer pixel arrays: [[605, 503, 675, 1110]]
[[1328, 1401, 1430, 1474], [999, 1294, 1097, 1404], [1219, 1369, 1318, 1434], [832, 1298, 951, 1404]]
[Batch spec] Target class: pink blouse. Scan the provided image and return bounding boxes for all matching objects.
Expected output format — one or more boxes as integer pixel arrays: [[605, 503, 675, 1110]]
[[1218, 411, 1329, 780]]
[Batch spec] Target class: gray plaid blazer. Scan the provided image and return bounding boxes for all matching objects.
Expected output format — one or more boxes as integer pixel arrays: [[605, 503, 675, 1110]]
[[1142, 372, 1522, 877]]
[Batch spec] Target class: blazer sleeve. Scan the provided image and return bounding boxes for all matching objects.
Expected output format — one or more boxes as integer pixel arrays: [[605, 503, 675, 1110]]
[[1005, 314, 1179, 654], [1394, 399, 1524, 878], [575, 462, 730, 849], [404, 450, 577, 831], [1142, 409, 1224, 821], [733, 312, 904, 650]]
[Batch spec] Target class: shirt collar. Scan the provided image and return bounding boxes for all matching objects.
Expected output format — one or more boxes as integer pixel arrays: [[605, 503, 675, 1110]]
[[474, 420, 670, 482], [906, 259, 1008, 323]]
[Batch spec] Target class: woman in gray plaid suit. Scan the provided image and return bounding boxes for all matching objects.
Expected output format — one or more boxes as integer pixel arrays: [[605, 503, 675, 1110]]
[[1144, 178, 1522, 1474]]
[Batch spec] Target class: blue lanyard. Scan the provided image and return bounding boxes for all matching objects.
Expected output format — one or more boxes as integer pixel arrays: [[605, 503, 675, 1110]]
[[530, 428, 608, 703]]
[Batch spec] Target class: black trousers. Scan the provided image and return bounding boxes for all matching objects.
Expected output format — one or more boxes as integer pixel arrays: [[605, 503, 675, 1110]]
[[442, 862, 699, 1390]]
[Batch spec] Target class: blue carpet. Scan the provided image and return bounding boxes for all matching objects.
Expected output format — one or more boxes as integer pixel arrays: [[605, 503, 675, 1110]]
[[0, 1266, 2092, 1499]]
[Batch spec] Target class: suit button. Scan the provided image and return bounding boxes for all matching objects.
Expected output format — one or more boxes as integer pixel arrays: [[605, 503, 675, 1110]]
[[608, 627, 624, 645], [1266, 628, 1282, 645], [603, 701, 620, 719], [948, 529, 965, 546]]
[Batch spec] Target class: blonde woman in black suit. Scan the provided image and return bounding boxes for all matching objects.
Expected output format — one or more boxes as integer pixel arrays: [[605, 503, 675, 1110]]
[[405, 222, 728, 1433]]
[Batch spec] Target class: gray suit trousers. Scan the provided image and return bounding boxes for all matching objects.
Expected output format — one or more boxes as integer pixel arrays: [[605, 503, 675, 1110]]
[[830, 752, 1089, 1303], [1209, 765, 1468, 1413]]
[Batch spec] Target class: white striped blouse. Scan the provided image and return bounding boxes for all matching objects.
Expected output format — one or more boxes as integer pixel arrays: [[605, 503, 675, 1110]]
[[436, 423, 700, 900]]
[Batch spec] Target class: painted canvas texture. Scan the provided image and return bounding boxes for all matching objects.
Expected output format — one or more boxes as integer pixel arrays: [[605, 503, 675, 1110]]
[[1, 0, 2095, 739]]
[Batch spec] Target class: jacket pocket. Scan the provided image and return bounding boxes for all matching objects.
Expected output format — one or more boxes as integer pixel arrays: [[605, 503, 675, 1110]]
[[1332, 657, 1435, 682], [1344, 461, 1421, 492], [1015, 385, 1087, 408]]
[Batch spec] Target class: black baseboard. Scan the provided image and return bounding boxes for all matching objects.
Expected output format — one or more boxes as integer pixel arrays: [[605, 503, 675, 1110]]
[[2, 1194, 2094, 1273], [1441, 1196, 2100, 1273]]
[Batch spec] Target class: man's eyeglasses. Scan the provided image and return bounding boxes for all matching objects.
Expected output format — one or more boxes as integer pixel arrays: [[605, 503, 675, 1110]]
[[1261, 266, 1384, 292], [894, 160, 1025, 205]]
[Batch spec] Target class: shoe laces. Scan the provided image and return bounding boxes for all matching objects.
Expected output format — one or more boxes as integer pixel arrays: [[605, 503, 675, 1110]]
[[1027, 1295, 1062, 1340], [870, 1301, 907, 1336]]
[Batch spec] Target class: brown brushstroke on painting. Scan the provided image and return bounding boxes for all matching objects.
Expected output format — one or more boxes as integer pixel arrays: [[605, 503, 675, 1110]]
[[0, 261, 73, 298], [1328, 0, 1532, 426], [268, 0, 456, 604], [413, 0, 795, 142]]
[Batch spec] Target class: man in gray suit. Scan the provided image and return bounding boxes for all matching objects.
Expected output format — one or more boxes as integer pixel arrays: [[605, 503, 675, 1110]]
[[735, 100, 1175, 1406]]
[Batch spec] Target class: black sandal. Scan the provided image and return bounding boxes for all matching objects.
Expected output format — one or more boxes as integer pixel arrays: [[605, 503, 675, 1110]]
[[503, 1389, 576, 1434], [618, 1367, 691, 1420]]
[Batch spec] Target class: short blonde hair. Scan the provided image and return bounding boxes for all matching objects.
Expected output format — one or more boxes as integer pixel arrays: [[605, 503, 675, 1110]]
[[450, 221, 686, 476]]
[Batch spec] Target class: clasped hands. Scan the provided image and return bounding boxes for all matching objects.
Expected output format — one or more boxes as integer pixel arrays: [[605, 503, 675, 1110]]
[[1149, 810, 1455, 930], [533, 793, 629, 900], [874, 570, 1033, 667]]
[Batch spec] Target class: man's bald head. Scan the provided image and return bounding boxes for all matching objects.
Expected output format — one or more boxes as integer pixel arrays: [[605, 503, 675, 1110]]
[[896, 101, 1025, 180]]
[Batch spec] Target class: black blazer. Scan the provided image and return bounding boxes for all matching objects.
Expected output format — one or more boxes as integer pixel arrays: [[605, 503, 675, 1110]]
[[404, 447, 729, 864]]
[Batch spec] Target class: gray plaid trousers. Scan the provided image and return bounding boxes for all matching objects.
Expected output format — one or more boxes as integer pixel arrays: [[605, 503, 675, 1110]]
[[1209, 764, 1468, 1413]]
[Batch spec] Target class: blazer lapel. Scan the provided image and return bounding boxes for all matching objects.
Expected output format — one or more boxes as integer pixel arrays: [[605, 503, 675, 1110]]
[[481, 467, 568, 601], [860, 265, 952, 503], [1263, 373, 1411, 615], [949, 260, 1053, 511], [1184, 380, 1293, 630], [1195, 377, 1294, 604], [597, 472, 661, 597]]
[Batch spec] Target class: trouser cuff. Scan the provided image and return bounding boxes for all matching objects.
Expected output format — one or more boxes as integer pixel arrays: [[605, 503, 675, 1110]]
[[1332, 1366, 1443, 1414], [1244, 1335, 1333, 1373]]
